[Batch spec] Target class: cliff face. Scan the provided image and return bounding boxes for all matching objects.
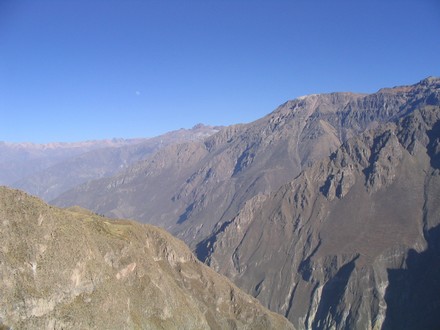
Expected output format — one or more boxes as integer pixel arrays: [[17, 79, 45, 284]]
[[197, 102, 440, 329], [0, 187, 293, 330]]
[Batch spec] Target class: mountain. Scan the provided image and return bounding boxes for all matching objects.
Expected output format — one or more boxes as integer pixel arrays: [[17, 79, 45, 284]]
[[0, 186, 293, 329], [53, 78, 436, 248], [51, 77, 440, 328], [10, 124, 219, 201], [196, 88, 440, 329], [0, 138, 146, 186]]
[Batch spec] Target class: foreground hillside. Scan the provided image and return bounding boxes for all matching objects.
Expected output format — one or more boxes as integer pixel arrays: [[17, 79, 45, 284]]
[[0, 187, 293, 329]]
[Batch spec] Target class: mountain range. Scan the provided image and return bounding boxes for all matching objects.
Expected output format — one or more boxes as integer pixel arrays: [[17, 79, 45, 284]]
[[6, 124, 219, 201], [53, 78, 437, 241], [2, 77, 440, 329], [0, 138, 144, 186]]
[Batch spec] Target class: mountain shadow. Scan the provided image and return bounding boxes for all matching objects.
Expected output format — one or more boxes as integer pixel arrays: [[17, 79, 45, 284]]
[[382, 224, 440, 330], [195, 219, 234, 262], [311, 256, 358, 330], [427, 119, 440, 170]]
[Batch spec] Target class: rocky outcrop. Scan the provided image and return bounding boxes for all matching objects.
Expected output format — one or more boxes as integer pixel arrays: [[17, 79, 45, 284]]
[[197, 104, 440, 329], [0, 187, 293, 329]]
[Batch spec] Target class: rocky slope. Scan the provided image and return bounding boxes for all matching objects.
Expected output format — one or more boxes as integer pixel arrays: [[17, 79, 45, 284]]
[[10, 124, 219, 201], [196, 97, 440, 329], [53, 78, 437, 250], [0, 186, 293, 329]]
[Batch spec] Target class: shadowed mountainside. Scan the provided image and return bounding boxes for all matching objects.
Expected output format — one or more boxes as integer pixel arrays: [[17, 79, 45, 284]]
[[382, 224, 440, 330]]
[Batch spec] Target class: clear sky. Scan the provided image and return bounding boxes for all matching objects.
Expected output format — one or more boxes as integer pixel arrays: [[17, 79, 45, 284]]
[[1, 0, 439, 143]]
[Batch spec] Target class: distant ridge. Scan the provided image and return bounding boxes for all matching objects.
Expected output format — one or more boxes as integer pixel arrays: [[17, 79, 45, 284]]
[[0, 137, 147, 186], [8, 124, 220, 201], [0, 138, 143, 148]]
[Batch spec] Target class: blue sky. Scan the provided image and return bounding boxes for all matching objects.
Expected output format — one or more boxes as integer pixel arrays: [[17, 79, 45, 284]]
[[1, 0, 439, 143]]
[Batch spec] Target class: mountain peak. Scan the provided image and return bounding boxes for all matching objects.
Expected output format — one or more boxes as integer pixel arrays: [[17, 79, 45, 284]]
[[420, 76, 440, 85], [191, 123, 208, 129]]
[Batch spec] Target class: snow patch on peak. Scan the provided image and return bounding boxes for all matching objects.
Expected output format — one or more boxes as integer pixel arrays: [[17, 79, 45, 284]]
[[297, 94, 318, 100]]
